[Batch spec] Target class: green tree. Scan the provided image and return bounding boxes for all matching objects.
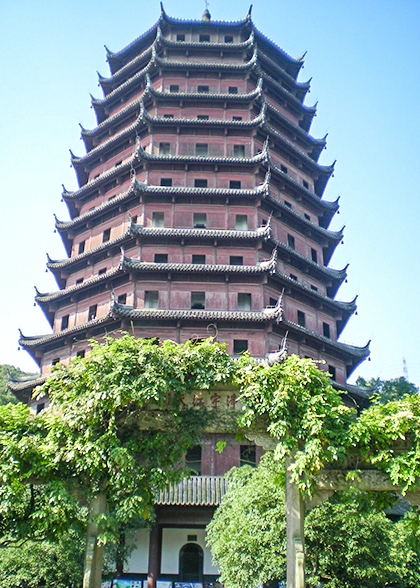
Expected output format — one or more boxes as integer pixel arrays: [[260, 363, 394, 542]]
[[356, 375, 418, 404], [0, 530, 84, 588], [0, 364, 37, 405], [207, 456, 420, 588], [0, 336, 236, 588], [206, 455, 286, 588]]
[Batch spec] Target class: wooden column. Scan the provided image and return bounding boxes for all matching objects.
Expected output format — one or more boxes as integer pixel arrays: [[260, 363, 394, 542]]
[[147, 523, 161, 588]]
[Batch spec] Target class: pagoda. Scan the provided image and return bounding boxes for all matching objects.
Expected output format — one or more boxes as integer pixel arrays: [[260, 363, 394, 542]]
[[10, 5, 370, 585]]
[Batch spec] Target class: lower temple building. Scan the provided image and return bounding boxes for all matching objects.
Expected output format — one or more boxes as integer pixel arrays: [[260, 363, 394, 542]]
[[9, 5, 370, 586]]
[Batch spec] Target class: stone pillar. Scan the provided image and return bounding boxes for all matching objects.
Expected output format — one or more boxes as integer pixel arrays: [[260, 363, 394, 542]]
[[147, 523, 161, 588], [83, 491, 107, 588], [285, 459, 305, 588]]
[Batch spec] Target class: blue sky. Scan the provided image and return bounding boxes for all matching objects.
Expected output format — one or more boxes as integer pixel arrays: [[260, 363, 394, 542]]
[[1, 0, 419, 385]]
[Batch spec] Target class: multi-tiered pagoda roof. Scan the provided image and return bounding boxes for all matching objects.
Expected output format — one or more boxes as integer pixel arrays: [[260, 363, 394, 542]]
[[12, 4, 370, 410]]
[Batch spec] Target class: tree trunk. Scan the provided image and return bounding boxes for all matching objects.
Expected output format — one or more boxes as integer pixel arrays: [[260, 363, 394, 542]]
[[83, 491, 107, 588], [285, 457, 305, 588]]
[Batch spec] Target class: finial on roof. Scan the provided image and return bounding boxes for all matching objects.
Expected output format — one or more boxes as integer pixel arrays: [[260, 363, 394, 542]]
[[202, 0, 211, 22], [247, 5, 253, 18]]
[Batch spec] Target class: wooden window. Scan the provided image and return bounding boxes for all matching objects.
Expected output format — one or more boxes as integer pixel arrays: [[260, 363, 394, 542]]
[[159, 142, 171, 156], [235, 214, 247, 230], [238, 293, 251, 311], [197, 85, 209, 93], [76, 350, 85, 359], [303, 180, 309, 189], [230, 256, 243, 265], [328, 365, 336, 380], [199, 34, 210, 42], [144, 291, 159, 308], [197, 114, 209, 120], [88, 305, 97, 321], [233, 144, 245, 158], [152, 212, 164, 227], [230, 180, 241, 190], [284, 201, 292, 208], [233, 340, 248, 354], [323, 322, 331, 338], [154, 254, 168, 263], [287, 234, 295, 250], [192, 254, 206, 264], [169, 84, 179, 92], [177, 34, 185, 41], [102, 228, 111, 243], [228, 86, 238, 94], [185, 446, 202, 475], [117, 293, 127, 304], [232, 116, 242, 121], [297, 310, 305, 327], [61, 315, 69, 330], [78, 241, 85, 254], [163, 114, 174, 119], [193, 213, 206, 228], [240, 445, 256, 466], [195, 143, 208, 156], [191, 292, 205, 309], [281, 164, 288, 174], [194, 179, 208, 188], [160, 178, 172, 186], [76, 278, 83, 285], [224, 35, 233, 43], [311, 248, 318, 263]]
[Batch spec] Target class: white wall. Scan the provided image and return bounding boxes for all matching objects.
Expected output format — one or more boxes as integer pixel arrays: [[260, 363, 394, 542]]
[[126, 529, 151, 573], [161, 528, 219, 576]]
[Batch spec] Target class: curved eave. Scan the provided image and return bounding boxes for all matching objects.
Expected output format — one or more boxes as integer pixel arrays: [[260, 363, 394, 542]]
[[141, 104, 266, 130], [283, 319, 370, 367], [7, 374, 46, 402], [261, 71, 317, 123], [270, 271, 357, 321], [145, 74, 263, 103], [160, 32, 254, 52], [262, 192, 343, 247], [111, 301, 282, 324], [129, 223, 272, 243], [36, 266, 123, 307], [262, 123, 334, 177], [256, 49, 310, 102], [101, 45, 154, 95], [251, 24, 304, 79], [62, 155, 134, 211], [136, 144, 268, 167], [333, 381, 373, 409], [82, 77, 263, 149], [61, 176, 269, 217], [267, 162, 339, 220], [47, 231, 131, 287], [121, 255, 277, 276], [105, 17, 160, 74], [19, 313, 117, 363], [74, 103, 266, 169], [56, 183, 140, 231], [270, 239, 348, 294], [265, 101, 326, 162], [96, 49, 258, 111], [104, 30, 255, 93]]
